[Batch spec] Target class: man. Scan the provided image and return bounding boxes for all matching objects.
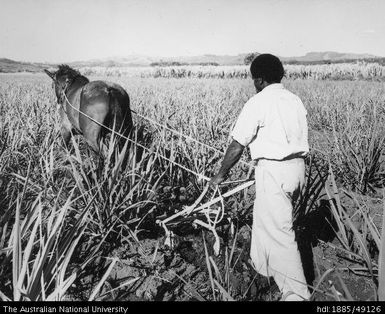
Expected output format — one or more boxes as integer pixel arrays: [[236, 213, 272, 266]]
[[209, 54, 310, 301]]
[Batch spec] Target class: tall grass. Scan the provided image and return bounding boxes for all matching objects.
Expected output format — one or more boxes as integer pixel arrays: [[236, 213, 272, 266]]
[[377, 194, 385, 301], [78, 62, 385, 81], [329, 101, 385, 194], [0, 125, 171, 300], [325, 167, 385, 300], [1, 73, 385, 301], [0, 78, 177, 299]]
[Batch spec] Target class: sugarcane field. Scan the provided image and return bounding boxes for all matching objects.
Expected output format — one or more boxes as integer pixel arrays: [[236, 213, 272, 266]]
[[1, 0, 385, 306]]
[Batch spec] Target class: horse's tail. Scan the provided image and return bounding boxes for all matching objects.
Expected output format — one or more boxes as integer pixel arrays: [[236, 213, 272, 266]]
[[103, 87, 133, 155], [106, 87, 133, 136]]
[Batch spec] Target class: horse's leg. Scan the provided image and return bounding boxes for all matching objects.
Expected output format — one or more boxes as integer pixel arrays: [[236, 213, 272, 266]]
[[82, 122, 106, 175], [59, 112, 74, 151], [84, 131, 100, 154], [61, 126, 72, 150]]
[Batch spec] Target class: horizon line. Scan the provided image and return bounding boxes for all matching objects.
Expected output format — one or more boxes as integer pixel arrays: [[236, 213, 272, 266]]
[[1, 50, 383, 65]]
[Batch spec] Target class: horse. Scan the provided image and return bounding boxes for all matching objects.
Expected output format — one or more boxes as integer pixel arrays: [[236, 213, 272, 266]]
[[44, 65, 133, 156]]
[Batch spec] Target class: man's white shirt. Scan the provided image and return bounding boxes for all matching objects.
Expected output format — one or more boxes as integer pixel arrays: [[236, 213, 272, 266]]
[[231, 83, 309, 160]]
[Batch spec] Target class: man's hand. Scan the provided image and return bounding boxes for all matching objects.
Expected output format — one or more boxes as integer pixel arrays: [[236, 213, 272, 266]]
[[208, 140, 245, 189], [209, 173, 226, 188]]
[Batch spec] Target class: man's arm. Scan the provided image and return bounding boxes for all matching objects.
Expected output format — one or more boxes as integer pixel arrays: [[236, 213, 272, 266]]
[[209, 139, 245, 187]]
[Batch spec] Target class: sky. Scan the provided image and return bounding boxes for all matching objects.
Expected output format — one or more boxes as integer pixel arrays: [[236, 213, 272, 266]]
[[1, 0, 384, 63]]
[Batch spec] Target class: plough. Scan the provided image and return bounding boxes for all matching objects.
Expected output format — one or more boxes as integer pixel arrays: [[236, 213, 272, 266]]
[[156, 180, 255, 255]]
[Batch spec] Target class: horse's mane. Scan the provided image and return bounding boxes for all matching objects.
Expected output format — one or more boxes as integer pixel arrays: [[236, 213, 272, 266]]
[[56, 65, 89, 84]]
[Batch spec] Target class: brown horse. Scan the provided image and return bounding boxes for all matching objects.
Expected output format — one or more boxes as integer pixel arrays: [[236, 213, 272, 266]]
[[44, 65, 133, 154]]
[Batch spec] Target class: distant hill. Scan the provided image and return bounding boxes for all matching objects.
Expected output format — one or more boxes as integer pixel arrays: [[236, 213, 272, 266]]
[[68, 54, 248, 67], [282, 51, 378, 63], [1, 51, 384, 73], [0, 58, 48, 73], [69, 55, 158, 68], [58, 51, 385, 67]]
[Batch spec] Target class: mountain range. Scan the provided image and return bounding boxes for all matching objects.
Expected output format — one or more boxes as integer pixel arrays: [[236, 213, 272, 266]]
[[0, 51, 383, 73], [63, 51, 382, 67]]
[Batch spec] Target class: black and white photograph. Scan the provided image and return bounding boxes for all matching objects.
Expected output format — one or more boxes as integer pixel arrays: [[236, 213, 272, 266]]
[[1, 0, 385, 307]]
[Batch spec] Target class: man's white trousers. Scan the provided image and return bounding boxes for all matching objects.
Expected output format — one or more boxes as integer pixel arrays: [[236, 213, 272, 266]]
[[250, 158, 311, 301]]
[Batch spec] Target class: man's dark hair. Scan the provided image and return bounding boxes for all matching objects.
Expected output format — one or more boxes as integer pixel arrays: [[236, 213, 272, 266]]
[[250, 54, 284, 83]]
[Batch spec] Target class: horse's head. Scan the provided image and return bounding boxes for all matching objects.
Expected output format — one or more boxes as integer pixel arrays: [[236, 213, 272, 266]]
[[44, 65, 86, 103]]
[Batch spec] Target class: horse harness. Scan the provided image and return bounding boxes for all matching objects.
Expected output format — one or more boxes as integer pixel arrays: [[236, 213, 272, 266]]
[[56, 75, 84, 115]]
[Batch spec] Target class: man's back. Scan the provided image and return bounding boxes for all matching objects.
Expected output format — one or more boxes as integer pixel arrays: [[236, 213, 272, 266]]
[[231, 83, 309, 161]]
